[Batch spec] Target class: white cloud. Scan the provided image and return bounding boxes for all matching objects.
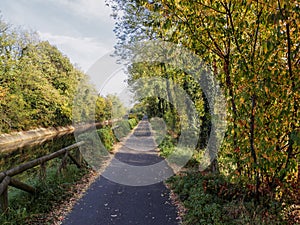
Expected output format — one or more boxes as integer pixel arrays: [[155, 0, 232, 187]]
[[49, 0, 113, 22], [0, 0, 117, 71], [38, 32, 113, 72]]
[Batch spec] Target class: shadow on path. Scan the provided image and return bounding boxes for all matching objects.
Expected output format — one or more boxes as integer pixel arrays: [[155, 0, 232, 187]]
[[63, 120, 179, 225]]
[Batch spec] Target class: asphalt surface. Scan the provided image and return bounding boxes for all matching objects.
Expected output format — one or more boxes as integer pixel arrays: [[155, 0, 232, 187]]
[[63, 120, 179, 225]]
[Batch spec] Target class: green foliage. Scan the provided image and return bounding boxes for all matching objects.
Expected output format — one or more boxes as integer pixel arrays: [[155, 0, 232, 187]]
[[113, 120, 131, 140], [109, 0, 300, 208], [149, 117, 166, 144], [0, 162, 88, 224], [167, 172, 286, 225], [95, 96, 111, 122], [158, 134, 175, 158], [128, 103, 145, 120], [0, 17, 111, 134], [128, 118, 138, 129], [112, 118, 139, 141], [97, 127, 116, 151], [76, 120, 138, 169], [106, 94, 127, 119], [76, 131, 110, 168]]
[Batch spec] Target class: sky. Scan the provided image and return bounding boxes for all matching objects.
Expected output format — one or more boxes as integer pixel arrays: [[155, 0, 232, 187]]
[[0, 0, 132, 100], [0, 0, 116, 72]]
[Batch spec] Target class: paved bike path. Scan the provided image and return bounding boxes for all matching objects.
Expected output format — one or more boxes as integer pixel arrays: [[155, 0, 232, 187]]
[[63, 120, 179, 225]]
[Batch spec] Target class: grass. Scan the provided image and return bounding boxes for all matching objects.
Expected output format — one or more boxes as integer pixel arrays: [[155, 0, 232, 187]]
[[0, 160, 89, 225], [158, 134, 297, 224], [167, 172, 287, 225], [0, 119, 140, 224]]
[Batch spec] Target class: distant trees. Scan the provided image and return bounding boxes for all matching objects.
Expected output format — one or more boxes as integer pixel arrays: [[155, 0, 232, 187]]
[[0, 17, 113, 133]]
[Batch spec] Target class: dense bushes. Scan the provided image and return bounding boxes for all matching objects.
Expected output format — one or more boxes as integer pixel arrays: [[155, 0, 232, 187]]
[[80, 119, 138, 154], [167, 172, 287, 225], [97, 127, 116, 152], [113, 118, 138, 140], [158, 135, 175, 158], [128, 118, 138, 129]]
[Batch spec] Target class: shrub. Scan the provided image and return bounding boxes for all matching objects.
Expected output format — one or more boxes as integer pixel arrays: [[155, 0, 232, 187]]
[[97, 127, 116, 152], [113, 119, 138, 141], [113, 120, 131, 140], [158, 134, 176, 158], [167, 172, 286, 225], [128, 118, 138, 129]]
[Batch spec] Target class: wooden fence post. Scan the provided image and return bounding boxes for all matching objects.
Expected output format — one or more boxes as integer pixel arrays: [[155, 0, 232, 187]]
[[40, 162, 47, 181], [74, 148, 82, 166], [68, 153, 82, 168], [0, 187, 8, 213], [57, 151, 69, 174], [0, 176, 11, 213], [0, 141, 85, 213]]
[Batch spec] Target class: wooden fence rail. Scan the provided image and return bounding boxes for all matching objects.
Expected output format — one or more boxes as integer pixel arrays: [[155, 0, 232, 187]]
[[0, 141, 85, 213]]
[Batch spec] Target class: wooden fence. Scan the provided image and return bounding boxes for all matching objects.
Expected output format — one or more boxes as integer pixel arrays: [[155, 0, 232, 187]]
[[0, 141, 85, 213]]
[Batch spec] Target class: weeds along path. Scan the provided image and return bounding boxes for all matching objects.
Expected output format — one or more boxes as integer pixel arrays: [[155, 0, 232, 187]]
[[63, 120, 179, 225]]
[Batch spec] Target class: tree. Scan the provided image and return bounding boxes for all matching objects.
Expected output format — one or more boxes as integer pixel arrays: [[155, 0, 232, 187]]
[[108, 0, 299, 201], [0, 16, 99, 132], [106, 94, 127, 119]]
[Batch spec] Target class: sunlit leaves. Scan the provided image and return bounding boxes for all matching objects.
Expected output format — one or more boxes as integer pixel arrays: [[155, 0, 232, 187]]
[[109, 0, 299, 199], [0, 18, 104, 132]]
